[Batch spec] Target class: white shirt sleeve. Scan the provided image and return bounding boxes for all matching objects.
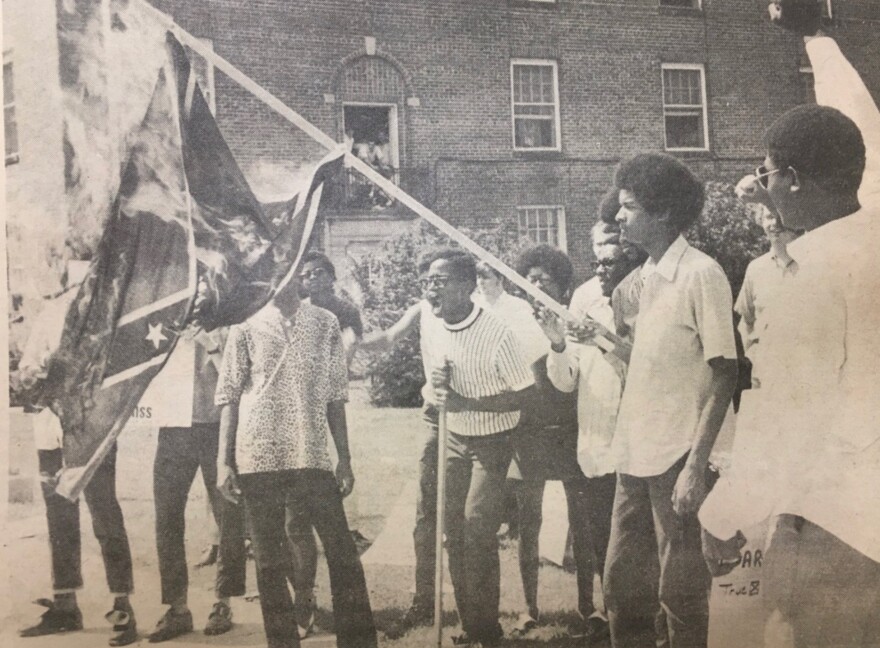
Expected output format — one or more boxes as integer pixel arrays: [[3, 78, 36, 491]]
[[546, 345, 579, 394], [692, 265, 738, 362]]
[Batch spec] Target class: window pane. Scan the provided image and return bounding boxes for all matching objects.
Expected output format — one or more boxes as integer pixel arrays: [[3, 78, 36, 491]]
[[515, 118, 555, 148], [518, 208, 559, 247], [665, 113, 703, 149], [664, 69, 701, 106]]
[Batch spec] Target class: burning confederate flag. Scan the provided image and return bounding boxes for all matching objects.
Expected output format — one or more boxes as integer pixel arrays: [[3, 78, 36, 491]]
[[45, 32, 344, 499]]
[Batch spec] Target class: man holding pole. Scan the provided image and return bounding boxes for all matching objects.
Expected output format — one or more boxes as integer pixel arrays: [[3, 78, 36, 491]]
[[425, 248, 534, 647]]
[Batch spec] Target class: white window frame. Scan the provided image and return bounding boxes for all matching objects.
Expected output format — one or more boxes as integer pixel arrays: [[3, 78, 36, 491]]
[[661, 63, 709, 152], [510, 59, 562, 152], [342, 101, 400, 174], [4, 53, 20, 165], [516, 205, 567, 251]]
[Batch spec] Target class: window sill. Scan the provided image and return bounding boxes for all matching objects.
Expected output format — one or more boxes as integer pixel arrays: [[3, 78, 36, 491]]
[[5, 154, 20, 166], [665, 148, 713, 159], [513, 149, 564, 160]]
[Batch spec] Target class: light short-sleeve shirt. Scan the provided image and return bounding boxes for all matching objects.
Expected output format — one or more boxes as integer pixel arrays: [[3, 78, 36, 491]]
[[422, 305, 534, 437], [613, 236, 737, 477], [215, 302, 348, 475]]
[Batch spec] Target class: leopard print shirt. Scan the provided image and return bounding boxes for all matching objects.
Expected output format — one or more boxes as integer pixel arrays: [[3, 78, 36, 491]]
[[215, 302, 348, 474]]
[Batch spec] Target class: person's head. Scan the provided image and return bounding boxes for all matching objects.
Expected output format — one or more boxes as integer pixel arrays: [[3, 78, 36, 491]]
[[760, 104, 865, 231], [593, 242, 645, 298], [597, 188, 622, 225], [299, 250, 336, 298], [515, 244, 574, 303], [591, 219, 621, 256], [614, 153, 705, 250], [418, 248, 477, 322], [475, 261, 505, 301], [756, 208, 802, 248]]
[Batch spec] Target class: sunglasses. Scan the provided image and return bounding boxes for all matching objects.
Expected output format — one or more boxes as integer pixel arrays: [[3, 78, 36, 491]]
[[419, 275, 451, 289], [754, 165, 781, 189], [298, 267, 329, 281]]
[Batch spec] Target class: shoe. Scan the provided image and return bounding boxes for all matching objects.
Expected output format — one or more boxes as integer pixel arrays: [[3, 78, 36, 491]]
[[194, 544, 219, 568], [511, 612, 538, 636], [204, 601, 233, 636], [106, 607, 138, 647], [148, 608, 193, 643], [571, 615, 610, 644], [452, 625, 502, 647], [19, 599, 83, 637]]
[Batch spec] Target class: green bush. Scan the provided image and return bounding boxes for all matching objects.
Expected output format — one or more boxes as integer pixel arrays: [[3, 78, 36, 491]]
[[351, 219, 534, 407], [688, 181, 767, 300]]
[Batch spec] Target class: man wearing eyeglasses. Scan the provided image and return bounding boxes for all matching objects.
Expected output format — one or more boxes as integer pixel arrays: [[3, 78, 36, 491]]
[[424, 248, 534, 648], [699, 1, 880, 644]]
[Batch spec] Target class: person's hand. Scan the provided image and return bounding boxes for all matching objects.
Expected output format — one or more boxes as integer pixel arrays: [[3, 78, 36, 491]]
[[217, 462, 241, 504], [702, 528, 747, 577], [767, 0, 822, 37], [533, 304, 566, 347], [672, 463, 708, 516], [336, 459, 355, 498], [431, 361, 452, 405], [566, 318, 602, 346], [735, 174, 775, 210]]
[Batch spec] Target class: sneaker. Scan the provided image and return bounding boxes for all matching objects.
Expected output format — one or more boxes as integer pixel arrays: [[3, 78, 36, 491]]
[[204, 601, 233, 636], [19, 599, 83, 637], [106, 607, 138, 647], [194, 544, 219, 568], [148, 608, 193, 643]]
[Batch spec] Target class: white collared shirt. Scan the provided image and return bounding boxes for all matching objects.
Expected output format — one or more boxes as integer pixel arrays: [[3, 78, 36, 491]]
[[613, 236, 737, 477], [700, 37, 880, 562], [546, 278, 620, 477]]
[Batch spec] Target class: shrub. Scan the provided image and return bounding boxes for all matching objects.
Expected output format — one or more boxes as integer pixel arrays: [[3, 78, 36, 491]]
[[687, 181, 767, 300]]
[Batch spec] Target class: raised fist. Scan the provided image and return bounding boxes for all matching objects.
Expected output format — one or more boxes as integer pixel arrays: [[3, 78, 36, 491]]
[[768, 0, 822, 37]]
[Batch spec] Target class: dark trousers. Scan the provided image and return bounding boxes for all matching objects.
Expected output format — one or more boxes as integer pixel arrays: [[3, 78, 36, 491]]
[[512, 472, 616, 620], [154, 425, 225, 605], [39, 445, 134, 594], [764, 515, 880, 648], [604, 454, 711, 648], [238, 469, 377, 648], [445, 430, 512, 644], [413, 422, 439, 611]]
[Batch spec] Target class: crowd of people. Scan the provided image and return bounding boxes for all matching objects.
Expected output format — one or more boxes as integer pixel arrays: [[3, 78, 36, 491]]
[[15, 3, 879, 648]]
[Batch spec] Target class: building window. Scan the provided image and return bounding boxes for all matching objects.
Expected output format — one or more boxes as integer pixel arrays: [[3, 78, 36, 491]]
[[343, 103, 400, 210], [511, 60, 561, 151], [659, 0, 701, 7], [661, 64, 709, 151], [4, 60, 20, 165], [517, 206, 566, 250]]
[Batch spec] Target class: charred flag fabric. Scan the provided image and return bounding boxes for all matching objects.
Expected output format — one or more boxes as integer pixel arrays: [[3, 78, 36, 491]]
[[45, 32, 344, 499]]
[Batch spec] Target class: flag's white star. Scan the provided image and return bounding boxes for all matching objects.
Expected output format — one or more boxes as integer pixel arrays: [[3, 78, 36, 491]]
[[145, 322, 168, 350]]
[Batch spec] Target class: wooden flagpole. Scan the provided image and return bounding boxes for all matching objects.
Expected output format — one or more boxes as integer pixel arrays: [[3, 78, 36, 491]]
[[133, 0, 630, 357]]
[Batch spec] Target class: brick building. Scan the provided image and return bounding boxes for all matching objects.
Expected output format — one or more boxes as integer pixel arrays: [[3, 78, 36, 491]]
[[148, 0, 880, 282], [5, 0, 880, 297]]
